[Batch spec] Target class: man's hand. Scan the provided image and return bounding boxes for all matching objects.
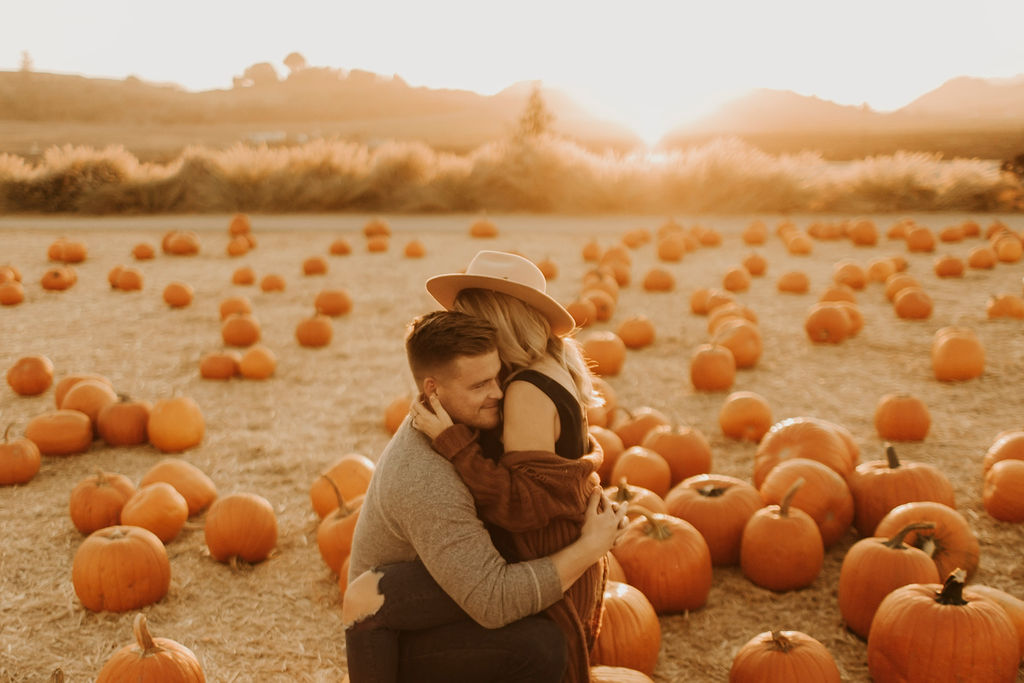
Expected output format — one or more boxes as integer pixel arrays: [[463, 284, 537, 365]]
[[409, 393, 453, 440], [580, 489, 628, 552]]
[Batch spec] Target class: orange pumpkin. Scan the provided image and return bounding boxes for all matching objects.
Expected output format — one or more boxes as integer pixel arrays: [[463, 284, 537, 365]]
[[933, 254, 965, 278], [847, 219, 878, 246], [730, 630, 841, 683], [119, 482, 189, 544], [221, 313, 261, 347], [931, 326, 984, 381], [591, 426, 625, 484], [640, 424, 712, 486], [742, 220, 767, 244], [140, 458, 218, 517], [147, 396, 204, 453], [329, 237, 352, 255], [832, 260, 867, 290], [0, 280, 24, 305], [131, 243, 155, 260], [0, 424, 42, 485], [199, 351, 241, 380], [239, 345, 277, 380], [616, 315, 655, 349], [753, 417, 855, 489], [641, 267, 674, 292], [967, 244, 997, 269], [604, 480, 668, 519], [363, 217, 391, 238], [231, 265, 256, 285], [874, 393, 930, 441], [61, 379, 118, 428], [6, 355, 54, 396], [609, 447, 672, 499], [776, 270, 810, 294], [72, 526, 171, 612], [987, 293, 1024, 319], [97, 396, 152, 447], [260, 274, 286, 292], [96, 613, 205, 682], [742, 252, 767, 276], [722, 266, 751, 292], [983, 459, 1024, 522], [966, 584, 1024, 659], [218, 295, 253, 320], [718, 391, 772, 443], [982, 430, 1024, 473], [296, 314, 333, 347], [892, 286, 933, 319], [581, 331, 626, 376], [804, 302, 850, 344], [469, 217, 498, 238], [162, 282, 194, 308], [566, 298, 597, 327], [204, 492, 278, 563], [873, 502, 980, 580], [384, 394, 412, 434], [664, 474, 762, 566], [25, 409, 93, 455], [316, 475, 364, 572], [68, 471, 137, 534], [310, 453, 376, 518], [740, 479, 824, 591], [689, 343, 735, 391], [53, 373, 112, 408], [759, 458, 854, 548], [315, 289, 354, 317], [711, 318, 762, 368], [611, 406, 669, 449], [589, 581, 661, 675]]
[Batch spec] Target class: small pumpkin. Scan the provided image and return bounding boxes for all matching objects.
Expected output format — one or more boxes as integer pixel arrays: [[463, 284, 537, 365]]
[[60, 379, 118, 428], [147, 396, 205, 453], [742, 252, 767, 276], [933, 254, 965, 278], [96, 613, 205, 682], [581, 331, 626, 376], [403, 240, 426, 258], [610, 406, 669, 449], [24, 409, 93, 455], [162, 282, 194, 308], [711, 318, 762, 368], [664, 474, 762, 566], [804, 302, 851, 344], [832, 260, 867, 289], [0, 424, 42, 485], [231, 265, 256, 285], [987, 293, 1024, 319], [640, 424, 712, 486], [199, 350, 241, 380], [931, 326, 984, 381], [589, 581, 661, 675], [6, 355, 54, 396], [366, 235, 389, 252], [384, 394, 412, 434], [260, 273, 286, 292], [759, 458, 854, 549], [72, 525, 171, 612], [239, 345, 277, 380], [469, 217, 498, 238], [604, 479, 668, 519], [296, 314, 333, 347], [131, 243, 155, 260], [892, 286, 933, 319], [776, 271, 810, 294], [316, 475, 365, 572], [41, 266, 76, 291], [753, 417, 855, 489], [97, 395, 152, 446], [616, 315, 655, 349], [609, 447, 672, 499], [689, 343, 735, 392], [718, 391, 772, 443], [221, 313, 261, 347], [641, 267, 674, 292], [204, 492, 278, 564], [874, 393, 930, 441], [69, 470, 137, 534], [742, 220, 768, 244], [591, 426, 625, 484], [310, 453, 376, 519], [120, 482, 189, 543], [581, 289, 616, 321], [329, 237, 352, 255], [983, 459, 1024, 522], [140, 458, 218, 517], [967, 245, 997, 269], [0, 280, 24, 305], [729, 630, 841, 683], [315, 289, 353, 317], [302, 256, 328, 275], [873, 501, 980, 580], [722, 266, 752, 292], [740, 478, 825, 591], [115, 267, 144, 291], [219, 295, 253, 320], [982, 430, 1024, 473]]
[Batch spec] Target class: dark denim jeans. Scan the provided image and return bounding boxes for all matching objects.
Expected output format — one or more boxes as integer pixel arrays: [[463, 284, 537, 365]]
[[345, 561, 567, 683]]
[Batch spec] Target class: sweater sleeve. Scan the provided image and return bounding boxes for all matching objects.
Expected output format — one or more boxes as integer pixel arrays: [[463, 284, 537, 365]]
[[432, 424, 596, 534]]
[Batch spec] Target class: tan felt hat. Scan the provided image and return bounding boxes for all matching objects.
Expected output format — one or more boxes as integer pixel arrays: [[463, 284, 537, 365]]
[[425, 250, 574, 336]]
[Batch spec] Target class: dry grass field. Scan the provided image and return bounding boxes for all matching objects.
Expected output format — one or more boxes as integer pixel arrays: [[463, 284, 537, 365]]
[[1, 212, 1022, 682]]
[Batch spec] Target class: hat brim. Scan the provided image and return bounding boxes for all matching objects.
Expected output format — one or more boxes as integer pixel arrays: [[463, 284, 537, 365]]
[[425, 273, 575, 336]]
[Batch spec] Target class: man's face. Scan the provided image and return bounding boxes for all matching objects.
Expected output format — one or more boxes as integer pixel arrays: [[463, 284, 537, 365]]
[[427, 350, 503, 430]]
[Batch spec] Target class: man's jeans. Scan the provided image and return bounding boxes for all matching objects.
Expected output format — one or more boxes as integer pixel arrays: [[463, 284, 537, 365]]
[[344, 561, 567, 683]]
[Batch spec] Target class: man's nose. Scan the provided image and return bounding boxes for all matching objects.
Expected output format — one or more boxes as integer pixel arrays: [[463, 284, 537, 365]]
[[489, 380, 503, 400]]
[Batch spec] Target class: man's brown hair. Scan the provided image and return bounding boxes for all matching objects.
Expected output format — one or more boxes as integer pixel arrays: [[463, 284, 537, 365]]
[[405, 310, 498, 384]]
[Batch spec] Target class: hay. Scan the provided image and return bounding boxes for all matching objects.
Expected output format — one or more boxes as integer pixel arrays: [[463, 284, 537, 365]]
[[0, 212, 1022, 682]]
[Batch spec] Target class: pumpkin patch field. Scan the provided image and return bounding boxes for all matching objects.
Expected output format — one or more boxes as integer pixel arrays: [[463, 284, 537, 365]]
[[1, 212, 1023, 681]]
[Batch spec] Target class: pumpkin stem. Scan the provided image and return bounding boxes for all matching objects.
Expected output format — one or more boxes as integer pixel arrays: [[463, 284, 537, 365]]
[[2, 423, 12, 443], [768, 630, 794, 653], [885, 443, 901, 469], [633, 508, 672, 540], [883, 522, 936, 549], [698, 483, 727, 498], [49, 668, 65, 683], [778, 478, 805, 517], [934, 568, 969, 606], [133, 612, 160, 653], [613, 478, 634, 503], [321, 474, 351, 515]]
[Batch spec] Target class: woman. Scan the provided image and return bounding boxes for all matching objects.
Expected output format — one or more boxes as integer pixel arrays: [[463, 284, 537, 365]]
[[346, 250, 611, 683]]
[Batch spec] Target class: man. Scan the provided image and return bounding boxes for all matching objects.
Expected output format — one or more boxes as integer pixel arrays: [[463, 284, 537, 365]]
[[343, 310, 624, 682]]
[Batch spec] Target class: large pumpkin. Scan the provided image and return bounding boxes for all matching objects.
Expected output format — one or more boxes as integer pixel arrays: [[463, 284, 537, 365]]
[[867, 570, 1020, 682], [60, 379, 118, 428], [931, 326, 984, 381], [120, 482, 189, 544], [97, 396, 151, 446], [140, 458, 218, 517], [589, 581, 661, 675], [310, 453, 376, 519], [983, 459, 1024, 522], [204, 493, 278, 564], [729, 630, 841, 682], [718, 391, 772, 443], [72, 526, 171, 612], [740, 479, 825, 591], [6, 355, 54, 396], [612, 406, 669, 449], [611, 512, 713, 614], [873, 501, 980, 580], [25, 409, 93, 455], [69, 470, 137, 534], [609, 447, 672, 499], [874, 393, 930, 441], [759, 458, 854, 548], [96, 613, 205, 682], [982, 430, 1024, 473], [837, 522, 941, 639], [753, 417, 855, 489], [664, 474, 762, 566], [147, 397, 205, 453], [640, 424, 713, 485], [316, 475, 364, 573]]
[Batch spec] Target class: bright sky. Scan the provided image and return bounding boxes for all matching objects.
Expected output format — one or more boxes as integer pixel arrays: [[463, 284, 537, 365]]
[[4, 0, 1023, 144]]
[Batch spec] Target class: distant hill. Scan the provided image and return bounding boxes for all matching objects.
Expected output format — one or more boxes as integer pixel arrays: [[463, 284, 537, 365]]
[[660, 76, 1024, 160]]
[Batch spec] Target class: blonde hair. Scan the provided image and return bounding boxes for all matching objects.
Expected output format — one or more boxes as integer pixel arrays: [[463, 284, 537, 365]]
[[452, 288, 599, 407]]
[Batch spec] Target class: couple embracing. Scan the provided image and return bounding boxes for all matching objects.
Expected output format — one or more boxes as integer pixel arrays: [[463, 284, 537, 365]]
[[342, 250, 629, 682]]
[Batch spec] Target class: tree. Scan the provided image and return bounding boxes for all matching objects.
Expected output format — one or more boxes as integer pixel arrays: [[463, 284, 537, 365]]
[[515, 84, 554, 140], [242, 62, 280, 87], [283, 52, 307, 75]]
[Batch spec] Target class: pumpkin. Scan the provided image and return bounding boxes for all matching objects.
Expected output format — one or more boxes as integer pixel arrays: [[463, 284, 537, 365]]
[[231, 265, 256, 285], [41, 266, 76, 291], [611, 406, 669, 449], [25, 409, 93, 455], [995, 234, 1024, 262], [581, 289, 616, 321], [218, 295, 253, 320], [742, 252, 767, 275], [296, 314, 333, 347], [729, 630, 841, 683], [260, 274, 286, 292], [641, 267, 674, 292], [96, 613, 205, 682], [933, 254, 965, 278], [987, 293, 1024, 319], [740, 479, 824, 591], [711, 318, 762, 368], [874, 393, 930, 441], [163, 230, 200, 255], [848, 219, 878, 246], [983, 459, 1024, 522], [591, 426, 625, 484], [583, 269, 619, 301], [818, 283, 857, 304], [566, 298, 597, 327], [228, 212, 251, 235], [759, 458, 854, 548], [221, 313, 261, 347], [609, 447, 672, 499], [329, 237, 352, 255], [97, 395, 151, 446], [6, 355, 54, 396], [616, 315, 655, 349], [689, 343, 735, 391], [866, 257, 897, 283], [581, 239, 603, 262], [0, 264, 21, 283], [753, 417, 855, 489], [883, 272, 920, 301], [867, 570, 1020, 682], [604, 479, 668, 519], [785, 232, 813, 254], [742, 220, 768, 244], [722, 266, 752, 292], [239, 345, 277, 379], [837, 522, 941, 639], [830, 261, 866, 291], [967, 245, 997, 269], [533, 256, 557, 279], [316, 475, 365, 572], [982, 430, 1024, 473], [705, 289, 736, 312], [310, 453, 376, 518], [589, 581, 661, 675], [892, 286, 933, 319], [640, 424, 712, 486], [303, 256, 328, 275], [315, 289, 353, 317], [131, 243, 155, 260], [706, 302, 758, 335], [966, 585, 1024, 660], [162, 282, 194, 308], [718, 391, 772, 443], [224, 235, 251, 256], [848, 444, 956, 537], [147, 396, 205, 453], [0, 424, 42, 485], [384, 394, 412, 434], [873, 501, 980, 580], [804, 302, 851, 344], [611, 512, 713, 614], [931, 326, 984, 381], [938, 224, 964, 242], [115, 267, 144, 291], [403, 239, 426, 258], [199, 351, 241, 380], [204, 492, 278, 564], [69, 470, 137, 534], [60, 379, 118, 428], [776, 270, 810, 293], [581, 331, 626, 376], [140, 458, 218, 516], [904, 226, 936, 252], [120, 482, 189, 543], [664, 474, 762, 566], [72, 525, 171, 612], [469, 217, 498, 238], [0, 280, 24, 305], [366, 234, 390, 252], [834, 301, 863, 336], [656, 233, 686, 261]]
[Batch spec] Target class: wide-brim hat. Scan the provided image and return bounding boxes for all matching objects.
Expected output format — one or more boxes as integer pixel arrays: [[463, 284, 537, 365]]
[[426, 250, 575, 336]]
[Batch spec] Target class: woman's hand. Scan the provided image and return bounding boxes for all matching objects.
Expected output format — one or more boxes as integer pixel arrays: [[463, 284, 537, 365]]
[[409, 393, 453, 440], [580, 489, 629, 553]]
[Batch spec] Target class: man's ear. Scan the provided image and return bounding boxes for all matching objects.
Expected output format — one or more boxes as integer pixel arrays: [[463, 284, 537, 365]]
[[422, 377, 437, 397]]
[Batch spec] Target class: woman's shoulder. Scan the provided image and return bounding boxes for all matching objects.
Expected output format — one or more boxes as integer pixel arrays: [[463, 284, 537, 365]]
[[506, 360, 579, 405]]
